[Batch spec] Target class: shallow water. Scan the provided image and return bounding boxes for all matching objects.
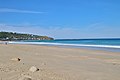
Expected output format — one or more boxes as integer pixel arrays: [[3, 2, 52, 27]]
[[9, 38, 120, 52]]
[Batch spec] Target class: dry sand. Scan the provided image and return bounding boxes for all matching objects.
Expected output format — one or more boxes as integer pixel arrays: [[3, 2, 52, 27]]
[[0, 44, 120, 80]]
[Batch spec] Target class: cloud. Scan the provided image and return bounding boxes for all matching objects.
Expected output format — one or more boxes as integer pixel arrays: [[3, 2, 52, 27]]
[[85, 22, 104, 29], [0, 8, 44, 14], [0, 23, 120, 39], [0, 23, 80, 38]]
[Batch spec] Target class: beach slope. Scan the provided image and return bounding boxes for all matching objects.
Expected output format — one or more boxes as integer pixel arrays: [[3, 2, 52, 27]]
[[0, 44, 120, 80]]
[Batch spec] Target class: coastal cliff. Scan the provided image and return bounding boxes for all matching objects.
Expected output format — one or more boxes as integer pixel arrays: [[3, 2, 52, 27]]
[[0, 32, 54, 41]]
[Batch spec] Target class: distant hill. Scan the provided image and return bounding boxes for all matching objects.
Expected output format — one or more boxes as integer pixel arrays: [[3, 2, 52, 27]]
[[0, 32, 54, 41]]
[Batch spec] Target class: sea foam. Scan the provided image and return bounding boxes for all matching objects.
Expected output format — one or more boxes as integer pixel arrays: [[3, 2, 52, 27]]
[[9, 41, 120, 49]]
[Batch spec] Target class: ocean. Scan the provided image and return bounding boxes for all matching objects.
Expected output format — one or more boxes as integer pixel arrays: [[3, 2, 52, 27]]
[[9, 39, 120, 52]]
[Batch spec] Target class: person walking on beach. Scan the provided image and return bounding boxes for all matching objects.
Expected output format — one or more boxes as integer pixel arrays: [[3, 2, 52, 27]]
[[5, 41, 8, 45]]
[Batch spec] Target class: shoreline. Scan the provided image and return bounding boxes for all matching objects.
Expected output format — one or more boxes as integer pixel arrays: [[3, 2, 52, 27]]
[[7, 41, 120, 52]]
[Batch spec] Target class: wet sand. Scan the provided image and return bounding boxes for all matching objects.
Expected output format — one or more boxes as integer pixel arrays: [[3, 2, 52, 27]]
[[0, 44, 120, 80]]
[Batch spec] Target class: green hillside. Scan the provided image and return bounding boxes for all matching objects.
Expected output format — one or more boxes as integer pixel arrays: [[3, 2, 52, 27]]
[[0, 32, 54, 41]]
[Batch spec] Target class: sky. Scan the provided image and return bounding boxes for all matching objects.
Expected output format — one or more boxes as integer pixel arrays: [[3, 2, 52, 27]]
[[0, 0, 120, 39]]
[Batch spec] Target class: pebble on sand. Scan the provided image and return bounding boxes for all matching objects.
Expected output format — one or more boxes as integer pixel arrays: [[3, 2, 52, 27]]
[[29, 66, 39, 72], [11, 58, 21, 61]]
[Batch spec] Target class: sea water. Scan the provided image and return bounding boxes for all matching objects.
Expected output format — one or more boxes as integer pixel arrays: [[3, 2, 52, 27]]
[[9, 39, 120, 52]]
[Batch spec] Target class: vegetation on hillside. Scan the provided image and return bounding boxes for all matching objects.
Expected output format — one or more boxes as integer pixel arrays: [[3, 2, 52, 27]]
[[0, 32, 54, 41]]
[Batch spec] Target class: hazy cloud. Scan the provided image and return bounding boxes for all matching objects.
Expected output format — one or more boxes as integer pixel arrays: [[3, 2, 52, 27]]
[[0, 23, 120, 39], [0, 8, 44, 14]]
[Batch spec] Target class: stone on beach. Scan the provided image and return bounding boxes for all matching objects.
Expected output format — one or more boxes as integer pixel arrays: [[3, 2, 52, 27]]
[[29, 66, 39, 72], [11, 58, 21, 61]]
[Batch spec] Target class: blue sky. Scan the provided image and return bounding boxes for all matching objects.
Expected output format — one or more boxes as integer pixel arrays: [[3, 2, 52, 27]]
[[0, 0, 120, 39]]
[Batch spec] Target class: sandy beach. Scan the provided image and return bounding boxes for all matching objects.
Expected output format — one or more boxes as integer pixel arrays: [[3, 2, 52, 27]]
[[0, 44, 120, 80]]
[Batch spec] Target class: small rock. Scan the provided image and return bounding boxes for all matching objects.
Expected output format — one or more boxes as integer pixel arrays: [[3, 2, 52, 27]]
[[29, 66, 39, 72], [42, 62, 46, 66], [11, 58, 21, 61], [19, 76, 32, 80]]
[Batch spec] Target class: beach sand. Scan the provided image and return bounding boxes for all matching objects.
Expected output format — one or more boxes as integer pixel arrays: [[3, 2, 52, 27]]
[[0, 44, 120, 80]]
